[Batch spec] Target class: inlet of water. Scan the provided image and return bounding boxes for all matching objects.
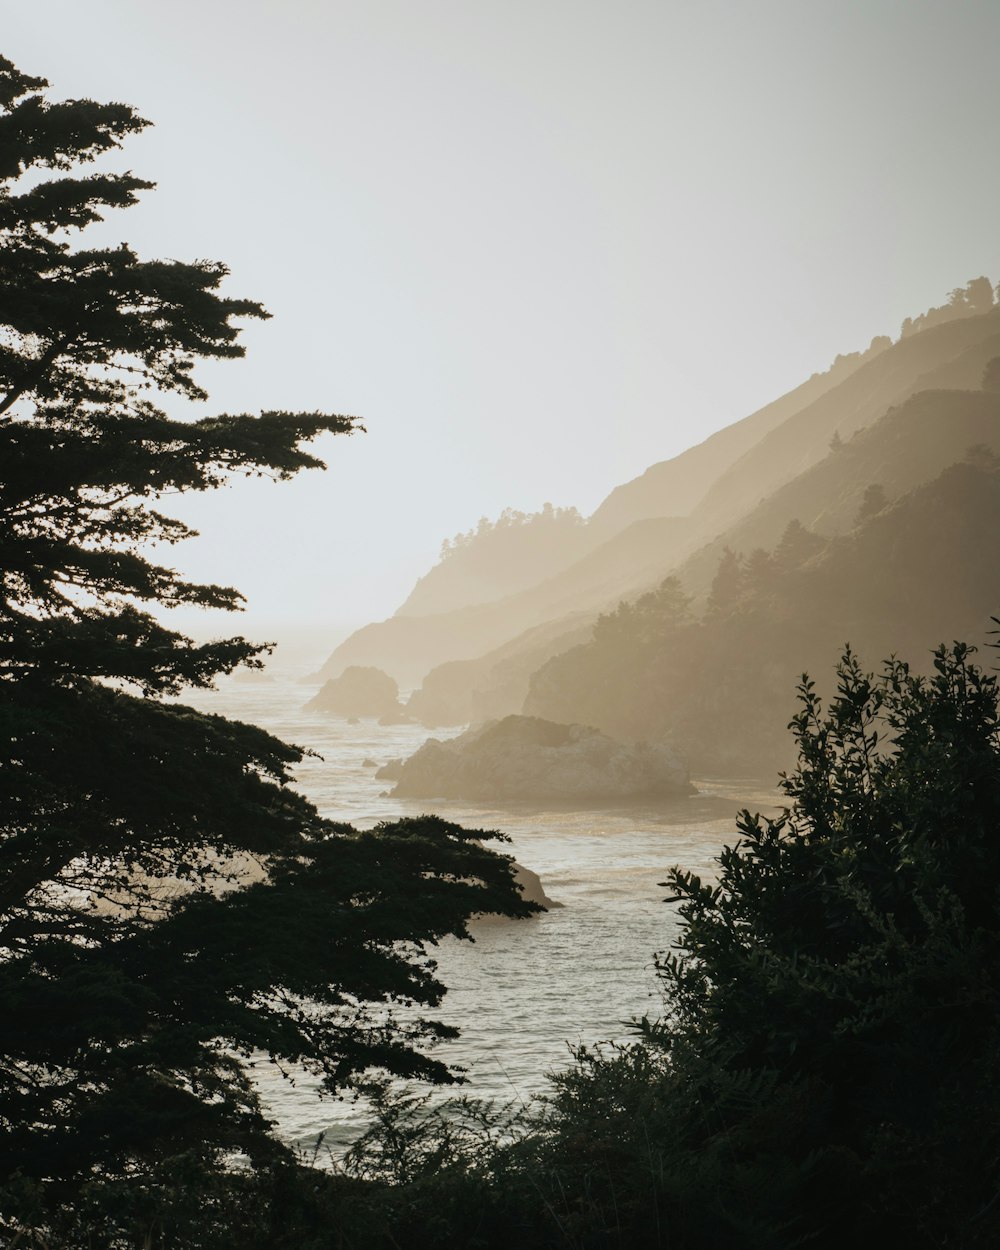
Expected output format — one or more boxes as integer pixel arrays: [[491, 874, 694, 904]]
[[183, 677, 781, 1157]]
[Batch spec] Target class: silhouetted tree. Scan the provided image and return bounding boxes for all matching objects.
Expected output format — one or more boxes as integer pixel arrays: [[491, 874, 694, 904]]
[[0, 54, 532, 1240], [706, 547, 745, 617], [982, 356, 1000, 393], [952, 275, 994, 313], [646, 641, 1000, 1245], [594, 576, 692, 647], [313, 640, 1000, 1249], [743, 546, 776, 590], [855, 482, 888, 524], [439, 504, 582, 561], [773, 518, 825, 569]]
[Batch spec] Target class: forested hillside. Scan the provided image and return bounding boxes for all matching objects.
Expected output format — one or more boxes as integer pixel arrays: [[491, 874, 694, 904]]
[[691, 299, 1000, 535], [676, 385, 1000, 596], [398, 504, 589, 617], [313, 283, 1000, 785], [526, 454, 1000, 772]]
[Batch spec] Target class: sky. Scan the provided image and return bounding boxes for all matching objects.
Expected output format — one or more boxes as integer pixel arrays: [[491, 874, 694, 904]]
[[6, 1, 1000, 657]]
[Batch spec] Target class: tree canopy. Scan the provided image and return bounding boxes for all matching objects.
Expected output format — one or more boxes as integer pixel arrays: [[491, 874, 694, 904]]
[[0, 53, 534, 1241]]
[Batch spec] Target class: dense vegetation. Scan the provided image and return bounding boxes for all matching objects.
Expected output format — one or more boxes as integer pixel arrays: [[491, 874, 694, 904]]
[[0, 54, 534, 1245], [526, 447, 1000, 773], [900, 274, 996, 336], [439, 504, 584, 562], [398, 503, 589, 618]]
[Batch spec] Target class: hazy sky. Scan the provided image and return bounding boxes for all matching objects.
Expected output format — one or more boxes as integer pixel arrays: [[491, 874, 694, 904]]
[[7, 1, 1000, 651]]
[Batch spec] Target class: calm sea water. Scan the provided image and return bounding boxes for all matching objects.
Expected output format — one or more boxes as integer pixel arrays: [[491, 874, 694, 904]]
[[184, 676, 782, 1159]]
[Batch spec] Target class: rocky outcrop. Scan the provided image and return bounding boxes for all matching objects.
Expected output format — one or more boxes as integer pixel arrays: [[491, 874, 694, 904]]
[[511, 859, 562, 909], [390, 715, 693, 802], [304, 665, 401, 719]]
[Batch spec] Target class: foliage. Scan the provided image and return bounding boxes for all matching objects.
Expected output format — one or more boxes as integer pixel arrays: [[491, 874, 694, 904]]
[[439, 503, 583, 561], [626, 640, 1000, 1245], [900, 274, 996, 337], [527, 456, 1000, 772], [825, 332, 891, 378], [854, 481, 887, 524], [591, 575, 691, 646], [0, 53, 536, 1241]]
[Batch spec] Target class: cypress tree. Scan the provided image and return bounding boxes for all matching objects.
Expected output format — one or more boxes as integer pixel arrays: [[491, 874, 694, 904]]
[[0, 53, 533, 1236]]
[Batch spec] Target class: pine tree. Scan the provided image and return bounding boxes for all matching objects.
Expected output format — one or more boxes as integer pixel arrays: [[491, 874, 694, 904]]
[[0, 54, 533, 1234], [705, 547, 745, 617]]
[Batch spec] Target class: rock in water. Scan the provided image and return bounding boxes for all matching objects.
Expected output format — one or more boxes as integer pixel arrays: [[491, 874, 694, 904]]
[[304, 665, 401, 719], [390, 715, 693, 802]]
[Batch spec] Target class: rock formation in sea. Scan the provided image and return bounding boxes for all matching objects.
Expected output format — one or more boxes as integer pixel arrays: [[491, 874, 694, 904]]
[[389, 714, 693, 802], [304, 665, 401, 719]]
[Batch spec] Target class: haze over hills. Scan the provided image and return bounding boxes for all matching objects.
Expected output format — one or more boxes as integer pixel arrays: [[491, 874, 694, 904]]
[[675, 384, 1000, 598], [585, 336, 889, 542], [312, 279, 1000, 773], [397, 504, 591, 618], [691, 304, 1000, 537], [526, 450, 1000, 773]]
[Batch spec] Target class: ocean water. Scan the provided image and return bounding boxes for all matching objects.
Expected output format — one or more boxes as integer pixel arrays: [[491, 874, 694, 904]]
[[183, 676, 782, 1159]]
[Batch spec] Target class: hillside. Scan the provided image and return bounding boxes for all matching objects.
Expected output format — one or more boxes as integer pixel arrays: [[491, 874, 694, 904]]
[[397, 505, 590, 618], [314, 286, 1000, 696], [690, 307, 1000, 536], [525, 456, 1000, 774], [585, 344, 879, 540], [405, 615, 595, 727], [676, 385, 1000, 597], [315, 515, 693, 686]]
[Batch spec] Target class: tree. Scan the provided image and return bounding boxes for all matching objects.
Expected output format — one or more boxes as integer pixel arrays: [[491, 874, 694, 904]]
[[982, 355, 1000, 393], [854, 481, 887, 524], [951, 275, 994, 314], [773, 516, 825, 569], [0, 54, 534, 1239], [646, 641, 1000, 1244], [592, 576, 692, 647], [705, 547, 745, 618], [743, 545, 776, 591]]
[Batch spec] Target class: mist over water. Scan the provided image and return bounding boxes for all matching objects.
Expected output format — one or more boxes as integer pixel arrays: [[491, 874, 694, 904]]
[[186, 675, 780, 1156]]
